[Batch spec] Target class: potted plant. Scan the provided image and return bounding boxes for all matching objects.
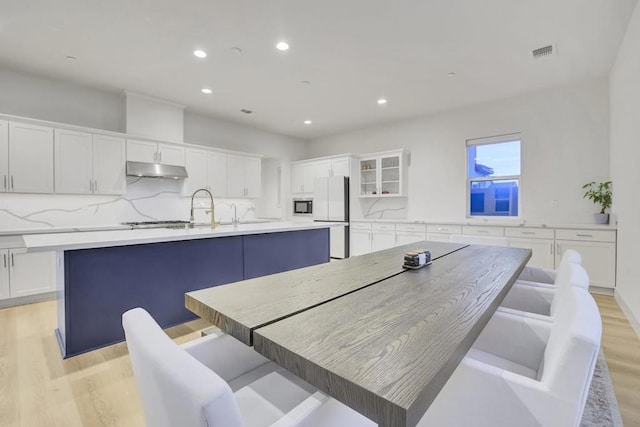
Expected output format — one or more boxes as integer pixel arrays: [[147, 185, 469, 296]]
[[582, 181, 612, 224]]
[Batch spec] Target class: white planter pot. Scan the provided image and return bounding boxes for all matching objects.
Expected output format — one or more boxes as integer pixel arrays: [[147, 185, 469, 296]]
[[593, 213, 609, 224]]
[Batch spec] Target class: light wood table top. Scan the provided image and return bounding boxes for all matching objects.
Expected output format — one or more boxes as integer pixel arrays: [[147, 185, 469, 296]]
[[253, 245, 531, 427], [186, 241, 467, 345]]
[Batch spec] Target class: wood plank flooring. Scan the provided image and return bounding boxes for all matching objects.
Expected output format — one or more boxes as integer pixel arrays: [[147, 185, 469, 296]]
[[0, 294, 638, 427]]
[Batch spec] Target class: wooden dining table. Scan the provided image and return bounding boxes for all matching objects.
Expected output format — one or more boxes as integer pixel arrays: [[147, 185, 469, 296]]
[[186, 242, 531, 427]]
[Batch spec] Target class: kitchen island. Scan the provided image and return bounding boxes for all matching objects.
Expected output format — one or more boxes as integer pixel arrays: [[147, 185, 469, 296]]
[[23, 222, 338, 358]]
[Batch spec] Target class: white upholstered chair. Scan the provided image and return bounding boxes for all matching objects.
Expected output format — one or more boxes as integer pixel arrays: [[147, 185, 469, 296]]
[[517, 249, 582, 285], [449, 233, 509, 246], [123, 308, 375, 427], [418, 287, 602, 427], [500, 263, 589, 318]]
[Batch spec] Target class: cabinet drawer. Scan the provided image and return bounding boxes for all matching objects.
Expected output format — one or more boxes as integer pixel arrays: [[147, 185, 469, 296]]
[[505, 227, 555, 239], [350, 222, 372, 231], [555, 229, 616, 243], [396, 224, 426, 233], [462, 226, 504, 236], [372, 223, 395, 232], [426, 224, 462, 234]]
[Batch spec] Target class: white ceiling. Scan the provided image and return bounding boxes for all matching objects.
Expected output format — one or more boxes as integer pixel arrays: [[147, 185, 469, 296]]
[[0, 0, 637, 139]]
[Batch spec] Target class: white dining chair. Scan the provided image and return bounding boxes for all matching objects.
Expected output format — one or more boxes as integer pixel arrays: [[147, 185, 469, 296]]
[[517, 249, 582, 284], [449, 234, 509, 246], [500, 263, 589, 318], [123, 308, 376, 427], [418, 287, 602, 427]]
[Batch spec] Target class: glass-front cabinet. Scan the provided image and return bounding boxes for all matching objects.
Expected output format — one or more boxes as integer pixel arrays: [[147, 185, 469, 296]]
[[358, 149, 409, 198]]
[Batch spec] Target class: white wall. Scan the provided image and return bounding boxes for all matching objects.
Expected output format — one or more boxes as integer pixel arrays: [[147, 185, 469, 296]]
[[0, 66, 124, 132], [184, 111, 307, 161], [610, 1, 640, 335], [307, 78, 610, 224]]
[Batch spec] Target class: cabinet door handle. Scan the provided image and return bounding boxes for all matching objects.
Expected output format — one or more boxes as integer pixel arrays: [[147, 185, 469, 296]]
[[3, 254, 6, 268], [3, 175, 6, 190], [11, 253, 14, 267], [477, 230, 488, 234], [94, 180, 98, 193], [159, 152, 162, 163], [522, 231, 535, 235], [11, 175, 14, 190], [576, 234, 593, 238]]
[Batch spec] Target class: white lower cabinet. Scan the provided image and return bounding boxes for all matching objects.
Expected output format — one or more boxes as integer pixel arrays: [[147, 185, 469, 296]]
[[0, 251, 9, 300], [395, 224, 426, 246], [555, 229, 616, 289], [372, 224, 396, 252], [508, 238, 555, 269], [505, 227, 555, 270], [0, 249, 56, 300], [426, 224, 462, 243], [350, 223, 372, 256]]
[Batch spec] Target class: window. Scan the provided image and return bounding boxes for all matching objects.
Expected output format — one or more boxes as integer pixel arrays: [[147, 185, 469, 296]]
[[466, 134, 521, 217]]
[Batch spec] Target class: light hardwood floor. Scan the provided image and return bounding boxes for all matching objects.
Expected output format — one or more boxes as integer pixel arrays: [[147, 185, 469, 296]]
[[0, 295, 638, 427]]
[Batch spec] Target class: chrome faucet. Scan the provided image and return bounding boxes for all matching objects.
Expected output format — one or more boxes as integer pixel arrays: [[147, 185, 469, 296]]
[[190, 188, 219, 229], [230, 203, 239, 226]]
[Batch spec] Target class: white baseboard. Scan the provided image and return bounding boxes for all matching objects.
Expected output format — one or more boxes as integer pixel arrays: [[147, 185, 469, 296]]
[[0, 291, 56, 309], [615, 288, 640, 339], [590, 286, 615, 296]]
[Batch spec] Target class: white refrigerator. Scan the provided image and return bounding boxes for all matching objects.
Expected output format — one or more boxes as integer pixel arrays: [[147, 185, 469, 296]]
[[313, 176, 349, 258]]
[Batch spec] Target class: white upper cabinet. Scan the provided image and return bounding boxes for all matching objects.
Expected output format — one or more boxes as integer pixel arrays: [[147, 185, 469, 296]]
[[0, 120, 9, 192], [291, 163, 315, 194], [314, 160, 332, 179], [126, 139, 156, 163], [183, 149, 228, 198], [55, 129, 93, 194], [208, 152, 228, 198], [227, 154, 261, 198], [183, 148, 208, 196], [359, 150, 409, 198], [157, 143, 185, 166], [127, 139, 185, 166], [244, 156, 261, 198], [331, 157, 351, 177], [93, 135, 126, 195], [55, 130, 125, 195], [292, 155, 352, 195], [7, 122, 54, 194]]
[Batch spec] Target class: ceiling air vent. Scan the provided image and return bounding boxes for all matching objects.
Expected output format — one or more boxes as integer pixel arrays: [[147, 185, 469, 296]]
[[532, 44, 555, 59], [240, 109, 254, 114]]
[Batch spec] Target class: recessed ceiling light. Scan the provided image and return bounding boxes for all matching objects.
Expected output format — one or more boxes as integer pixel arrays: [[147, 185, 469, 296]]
[[304, 120, 312, 125], [193, 49, 207, 58], [276, 41, 290, 51], [66, 55, 77, 61], [448, 72, 456, 77], [201, 88, 212, 94], [240, 109, 254, 114], [230, 47, 243, 54], [300, 80, 311, 85], [377, 98, 387, 105]]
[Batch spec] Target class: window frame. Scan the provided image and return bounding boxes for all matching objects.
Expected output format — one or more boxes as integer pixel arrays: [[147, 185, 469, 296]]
[[465, 133, 522, 219]]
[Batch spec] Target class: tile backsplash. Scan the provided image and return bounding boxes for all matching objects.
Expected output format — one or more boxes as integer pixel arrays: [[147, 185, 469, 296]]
[[0, 177, 255, 230]]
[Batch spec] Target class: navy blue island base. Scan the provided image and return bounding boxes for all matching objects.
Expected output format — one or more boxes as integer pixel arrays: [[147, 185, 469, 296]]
[[58, 228, 330, 358]]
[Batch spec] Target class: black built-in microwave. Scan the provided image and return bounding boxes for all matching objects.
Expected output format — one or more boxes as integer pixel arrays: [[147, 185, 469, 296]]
[[293, 198, 313, 216]]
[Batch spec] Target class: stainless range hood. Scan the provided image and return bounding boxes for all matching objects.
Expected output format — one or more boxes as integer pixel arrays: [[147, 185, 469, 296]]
[[126, 161, 188, 179]]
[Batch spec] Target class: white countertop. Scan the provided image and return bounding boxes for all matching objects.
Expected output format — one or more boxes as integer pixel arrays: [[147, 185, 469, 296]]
[[22, 221, 345, 252], [350, 218, 617, 230]]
